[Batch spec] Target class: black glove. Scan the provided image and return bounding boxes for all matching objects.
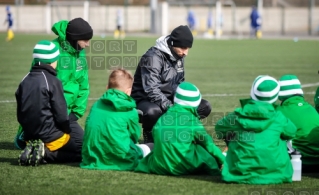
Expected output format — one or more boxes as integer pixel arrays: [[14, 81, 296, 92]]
[[69, 112, 79, 121]]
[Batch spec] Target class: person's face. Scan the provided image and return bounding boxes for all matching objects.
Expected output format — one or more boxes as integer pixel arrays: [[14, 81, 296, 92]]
[[77, 40, 90, 49], [172, 47, 190, 58]]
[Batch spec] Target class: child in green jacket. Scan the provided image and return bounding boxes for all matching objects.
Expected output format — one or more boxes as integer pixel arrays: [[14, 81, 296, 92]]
[[81, 69, 152, 171], [277, 74, 319, 172], [216, 75, 297, 184], [135, 82, 225, 175]]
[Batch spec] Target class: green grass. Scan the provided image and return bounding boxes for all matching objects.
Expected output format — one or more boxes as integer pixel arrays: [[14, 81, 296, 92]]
[[1, 33, 319, 195]]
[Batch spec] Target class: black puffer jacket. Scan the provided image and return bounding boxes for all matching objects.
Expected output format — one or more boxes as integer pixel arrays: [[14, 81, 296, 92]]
[[15, 64, 71, 142], [131, 36, 185, 111]]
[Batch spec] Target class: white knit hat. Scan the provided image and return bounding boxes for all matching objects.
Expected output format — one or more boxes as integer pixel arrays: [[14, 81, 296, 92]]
[[174, 82, 201, 107], [250, 75, 280, 104], [278, 74, 303, 101], [33, 40, 60, 64]]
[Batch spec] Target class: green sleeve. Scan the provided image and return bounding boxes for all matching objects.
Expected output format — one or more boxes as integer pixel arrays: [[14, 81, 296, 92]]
[[194, 125, 225, 165], [215, 112, 240, 140], [127, 110, 141, 144], [280, 115, 297, 140], [73, 68, 89, 118]]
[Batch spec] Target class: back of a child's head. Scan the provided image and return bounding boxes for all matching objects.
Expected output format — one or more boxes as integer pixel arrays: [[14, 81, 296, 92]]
[[250, 75, 279, 104], [278, 74, 304, 101], [174, 82, 201, 107], [107, 68, 133, 93], [33, 40, 60, 65]]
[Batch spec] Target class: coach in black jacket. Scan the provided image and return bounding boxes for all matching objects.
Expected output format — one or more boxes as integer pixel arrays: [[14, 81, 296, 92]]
[[131, 25, 212, 143], [16, 40, 82, 164]]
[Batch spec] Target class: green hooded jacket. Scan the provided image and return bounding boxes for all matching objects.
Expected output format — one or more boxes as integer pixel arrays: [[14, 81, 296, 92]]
[[135, 104, 225, 175], [215, 99, 297, 184], [80, 89, 143, 170], [51, 20, 89, 118], [276, 96, 319, 165]]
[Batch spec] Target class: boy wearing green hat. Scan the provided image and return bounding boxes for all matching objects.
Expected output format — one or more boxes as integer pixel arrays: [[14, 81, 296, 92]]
[[277, 74, 319, 172], [16, 40, 80, 166], [14, 18, 93, 152], [215, 75, 297, 184], [134, 82, 224, 175]]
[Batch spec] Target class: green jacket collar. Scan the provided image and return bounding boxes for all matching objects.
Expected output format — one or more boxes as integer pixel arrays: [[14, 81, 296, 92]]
[[101, 89, 136, 111]]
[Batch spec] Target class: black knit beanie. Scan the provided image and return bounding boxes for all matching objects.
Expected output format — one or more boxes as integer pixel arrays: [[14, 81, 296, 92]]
[[66, 18, 93, 41], [167, 25, 193, 48]]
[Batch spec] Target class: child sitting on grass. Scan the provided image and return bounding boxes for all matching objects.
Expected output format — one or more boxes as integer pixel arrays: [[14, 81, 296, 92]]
[[81, 68, 152, 171], [135, 82, 224, 175], [215, 75, 297, 184], [277, 74, 319, 173], [16, 40, 77, 166]]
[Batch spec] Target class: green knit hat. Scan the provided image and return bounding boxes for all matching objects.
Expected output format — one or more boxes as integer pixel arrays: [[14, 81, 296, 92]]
[[250, 75, 280, 104], [33, 40, 60, 64], [174, 82, 201, 107], [278, 74, 303, 101]]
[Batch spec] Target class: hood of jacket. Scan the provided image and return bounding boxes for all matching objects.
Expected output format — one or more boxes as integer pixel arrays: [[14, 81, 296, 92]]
[[101, 89, 136, 111], [154, 35, 177, 61], [51, 20, 78, 54], [280, 95, 306, 107], [234, 99, 276, 132], [52, 20, 68, 41]]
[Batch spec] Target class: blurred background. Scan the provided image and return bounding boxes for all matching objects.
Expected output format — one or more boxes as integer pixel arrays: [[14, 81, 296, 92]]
[[0, 0, 318, 38]]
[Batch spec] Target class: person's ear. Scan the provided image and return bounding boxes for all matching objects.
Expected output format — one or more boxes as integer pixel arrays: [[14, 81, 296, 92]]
[[50, 61, 58, 69], [125, 87, 132, 96]]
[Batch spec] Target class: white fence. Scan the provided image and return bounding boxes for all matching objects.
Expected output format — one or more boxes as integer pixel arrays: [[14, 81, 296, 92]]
[[1, 4, 319, 36]]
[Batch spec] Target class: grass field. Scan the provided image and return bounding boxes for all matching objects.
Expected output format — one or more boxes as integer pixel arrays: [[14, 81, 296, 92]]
[[1, 33, 319, 195]]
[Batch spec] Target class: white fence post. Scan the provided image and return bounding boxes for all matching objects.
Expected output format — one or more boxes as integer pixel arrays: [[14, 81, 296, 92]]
[[160, 2, 168, 36], [84, 1, 89, 22], [46, 3, 51, 34]]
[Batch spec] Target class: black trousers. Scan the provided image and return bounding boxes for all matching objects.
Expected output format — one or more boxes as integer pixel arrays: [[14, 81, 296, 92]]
[[137, 99, 212, 143], [45, 120, 84, 163]]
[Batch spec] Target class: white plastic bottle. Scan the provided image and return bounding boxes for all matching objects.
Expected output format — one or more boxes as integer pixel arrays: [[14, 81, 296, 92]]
[[291, 151, 302, 181]]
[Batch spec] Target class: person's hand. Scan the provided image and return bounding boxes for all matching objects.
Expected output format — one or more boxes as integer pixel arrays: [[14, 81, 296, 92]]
[[220, 164, 224, 171], [223, 146, 228, 153]]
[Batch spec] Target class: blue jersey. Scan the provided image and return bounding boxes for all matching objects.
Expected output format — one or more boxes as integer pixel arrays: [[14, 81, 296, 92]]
[[250, 9, 260, 29], [187, 11, 195, 30], [7, 12, 13, 27]]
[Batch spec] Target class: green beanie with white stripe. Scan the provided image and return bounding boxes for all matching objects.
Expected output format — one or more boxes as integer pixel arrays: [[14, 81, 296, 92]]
[[250, 75, 280, 104], [174, 82, 201, 107], [278, 74, 303, 101], [33, 40, 60, 64]]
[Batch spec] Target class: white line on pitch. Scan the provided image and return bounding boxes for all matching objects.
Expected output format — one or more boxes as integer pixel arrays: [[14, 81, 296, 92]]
[[1, 92, 316, 103]]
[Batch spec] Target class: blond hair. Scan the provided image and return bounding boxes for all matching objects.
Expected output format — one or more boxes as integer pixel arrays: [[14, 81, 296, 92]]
[[107, 68, 133, 90]]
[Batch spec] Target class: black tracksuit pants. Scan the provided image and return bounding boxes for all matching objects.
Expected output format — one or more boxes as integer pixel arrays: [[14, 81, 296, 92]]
[[44, 120, 83, 163], [137, 99, 212, 143]]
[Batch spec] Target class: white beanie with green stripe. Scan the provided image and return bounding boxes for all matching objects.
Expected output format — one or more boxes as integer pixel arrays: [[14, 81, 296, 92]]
[[33, 40, 60, 64], [278, 74, 303, 101], [174, 82, 201, 107], [250, 75, 280, 104]]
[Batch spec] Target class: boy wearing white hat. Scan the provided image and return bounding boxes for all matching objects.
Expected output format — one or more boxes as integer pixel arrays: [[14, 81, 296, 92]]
[[16, 40, 80, 166], [215, 75, 297, 184], [277, 74, 319, 172], [135, 82, 224, 175]]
